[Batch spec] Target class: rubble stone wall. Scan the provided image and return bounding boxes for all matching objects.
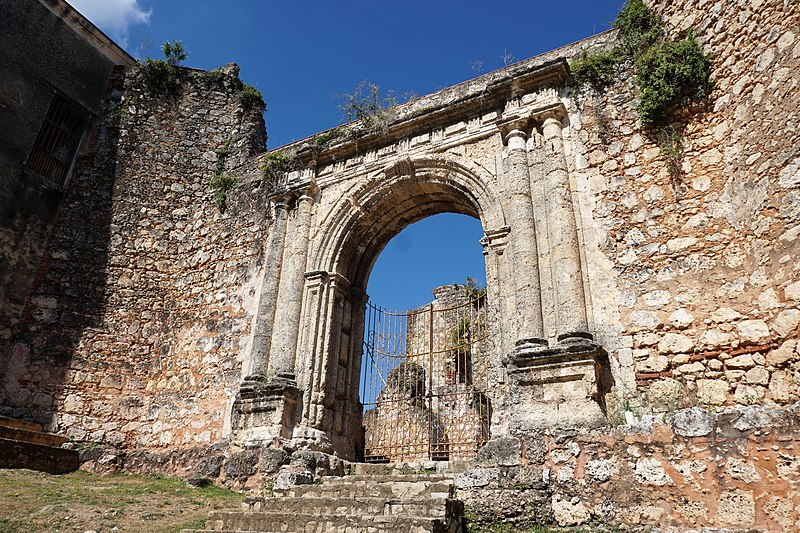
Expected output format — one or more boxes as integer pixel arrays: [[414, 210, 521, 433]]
[[566, 0, 800, 412], [1, 64, 270, 449], [458, 404, 800, 532]]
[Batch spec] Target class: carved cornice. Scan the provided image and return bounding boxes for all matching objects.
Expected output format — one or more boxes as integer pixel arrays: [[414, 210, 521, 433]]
[[263, 58, 570, 172]]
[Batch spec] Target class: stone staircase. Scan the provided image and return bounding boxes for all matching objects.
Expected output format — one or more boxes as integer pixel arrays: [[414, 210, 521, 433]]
[[182, 474, 463, 533], [0, 415, 78, 474]]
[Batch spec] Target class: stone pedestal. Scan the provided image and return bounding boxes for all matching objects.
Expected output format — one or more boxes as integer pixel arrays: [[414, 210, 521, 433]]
[[505, 340, 608, 431], [232, 372, 300, 446]]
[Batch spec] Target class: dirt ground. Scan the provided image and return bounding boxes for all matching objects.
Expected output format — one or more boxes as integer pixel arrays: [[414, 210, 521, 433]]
[[0, 469, 245, 533]]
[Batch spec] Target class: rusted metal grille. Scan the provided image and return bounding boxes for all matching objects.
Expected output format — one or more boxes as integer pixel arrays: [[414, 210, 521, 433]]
[[360, 294, 490, 462], [26, 94, 88, 187]]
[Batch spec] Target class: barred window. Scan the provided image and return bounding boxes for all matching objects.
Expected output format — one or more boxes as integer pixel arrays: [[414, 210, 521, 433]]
[[26, 94, 89, 187]]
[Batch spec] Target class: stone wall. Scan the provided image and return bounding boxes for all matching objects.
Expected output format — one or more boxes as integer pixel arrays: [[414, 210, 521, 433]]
[[1, 63, 270, 450], [457, 403, 800, 531], [566, 0, 800, 413], [0, 0, 133, 351]]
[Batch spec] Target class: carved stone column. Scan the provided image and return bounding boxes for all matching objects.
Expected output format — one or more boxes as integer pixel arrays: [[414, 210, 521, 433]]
[[502, 127, 547, 351], [268, 192, 314, 380], [244, 197, 291, 381], [541, 113, 590, 343]]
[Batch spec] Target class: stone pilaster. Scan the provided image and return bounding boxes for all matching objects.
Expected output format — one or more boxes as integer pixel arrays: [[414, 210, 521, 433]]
[[541, 112, 590, 344], [244, 196, 291, 381], [268, 192, 314, 380], [501, 127, 547, 351]]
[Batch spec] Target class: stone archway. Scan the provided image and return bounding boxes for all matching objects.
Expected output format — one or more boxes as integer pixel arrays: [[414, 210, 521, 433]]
[[297, 157, 509, 458], [232, 58, 610, 460]]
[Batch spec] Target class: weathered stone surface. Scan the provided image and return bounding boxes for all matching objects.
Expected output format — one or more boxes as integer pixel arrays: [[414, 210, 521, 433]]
[[551, 495, 589, 526], [273, 470, 314, 490], [260, 447, 289, 474], [767, 340, 797, 367], [668, 309, 694, 329], [658, 333, 694, 354], [1, 4, 799, 530], [477, 438, 520, 466], [696, 379, 730, 405], [737, 320, 771, 344], [772, 309, 800, 338], [670, 407, 713, 437], [585, 458, 615, 482], [716, 490, 756, 526], [223, 449, 260, 480], [634, 457, 672, 485], [453, 468, 500, 488], [726, 354, 756, 370]]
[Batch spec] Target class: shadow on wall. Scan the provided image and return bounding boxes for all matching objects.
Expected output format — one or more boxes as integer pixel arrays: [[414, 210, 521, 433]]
[[1, 68, 124, 431]]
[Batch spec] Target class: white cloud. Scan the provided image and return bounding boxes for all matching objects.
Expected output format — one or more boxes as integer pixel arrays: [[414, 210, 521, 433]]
[[70, 0, 152, 48]]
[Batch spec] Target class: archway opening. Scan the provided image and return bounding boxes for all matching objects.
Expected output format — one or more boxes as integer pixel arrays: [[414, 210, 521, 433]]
[[357, 213, 491, 463]]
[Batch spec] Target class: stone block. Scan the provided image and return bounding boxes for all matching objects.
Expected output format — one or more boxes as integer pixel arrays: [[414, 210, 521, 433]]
[[273, 470, 314, 490], [772, 309, 800, 338], [716, 490, 755, 526], [476, 437, 520, 466], [737, 320, 771, 344], [668, 308, 694, 328], [551, 494, 589, 526], [696, 379, 729, 405], [223, 449, 260, 480], [670, 407, 713, 437], [658, 333, 694, 354], [634, 457, 671, 485], [452, 467, 500, 488], [766, 340, 797, 367], [726, 354, 755, 369]]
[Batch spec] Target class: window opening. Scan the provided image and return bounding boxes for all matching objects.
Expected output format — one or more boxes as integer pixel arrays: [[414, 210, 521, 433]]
[[26, 94, 89, 186]]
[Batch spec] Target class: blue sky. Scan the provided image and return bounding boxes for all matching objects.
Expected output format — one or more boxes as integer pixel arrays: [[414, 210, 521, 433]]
[[71, 0, 625, 311]]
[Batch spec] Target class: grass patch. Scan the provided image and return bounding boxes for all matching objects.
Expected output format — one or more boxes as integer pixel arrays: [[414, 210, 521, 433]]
[[0, 469, 244, 533]]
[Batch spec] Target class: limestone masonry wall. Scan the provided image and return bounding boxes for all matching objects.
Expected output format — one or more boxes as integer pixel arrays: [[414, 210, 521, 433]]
[[567, 0, 800, 412], [0, 0, 799, 528], [1, 64, 270, 449], [457, 404, 800, 532]]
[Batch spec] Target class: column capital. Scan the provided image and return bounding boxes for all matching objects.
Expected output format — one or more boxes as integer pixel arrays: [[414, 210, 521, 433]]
[[273, 195, 292, 211], [530, 102, 567, 125], [480, 226, 511, 255]]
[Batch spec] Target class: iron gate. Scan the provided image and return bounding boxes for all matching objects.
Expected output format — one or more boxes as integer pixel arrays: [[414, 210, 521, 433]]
[[360, 293, 490, 462]]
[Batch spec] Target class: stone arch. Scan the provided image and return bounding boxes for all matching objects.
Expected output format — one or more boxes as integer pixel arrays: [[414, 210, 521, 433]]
[[310, 155, 507, 290], [293, 155, 509, 457]]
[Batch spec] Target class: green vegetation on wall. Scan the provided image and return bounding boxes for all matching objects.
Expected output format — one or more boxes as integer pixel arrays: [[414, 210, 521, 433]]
[[240, 83, 266, 112], [210, 138, 237, 210], [138, 39, 189, 96], [570, 0, 713, 180]]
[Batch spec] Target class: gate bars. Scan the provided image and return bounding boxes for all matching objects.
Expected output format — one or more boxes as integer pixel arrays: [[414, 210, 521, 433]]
[[360, 293, 490, 462]]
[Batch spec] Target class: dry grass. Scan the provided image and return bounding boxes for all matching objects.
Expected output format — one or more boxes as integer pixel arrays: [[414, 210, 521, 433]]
[[0, 469, 244, 533]]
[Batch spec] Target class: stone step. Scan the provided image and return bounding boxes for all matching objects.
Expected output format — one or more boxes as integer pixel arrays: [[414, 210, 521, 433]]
[[279, 475, 453, 500], [0, 415, 43, 433], [0, 424, 69, 448], [201, 511, 453, 533], [183, 474, 462, 533], [237, 496, 451, 519], [0, 437, 78, 474]]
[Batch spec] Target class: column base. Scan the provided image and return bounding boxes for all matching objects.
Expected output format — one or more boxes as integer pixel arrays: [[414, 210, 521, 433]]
[[556, 331, 594, 345], [504, 341, 609, 431], [232, 374, 300, 446]]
